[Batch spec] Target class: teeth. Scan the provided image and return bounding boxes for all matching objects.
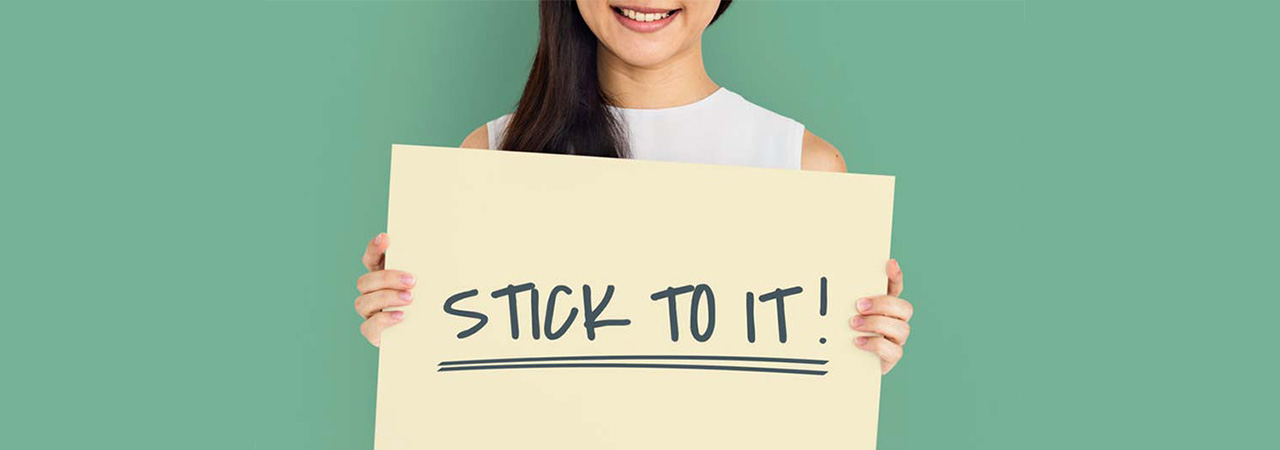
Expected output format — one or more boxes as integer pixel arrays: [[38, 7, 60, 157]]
[[620, 8, 670, 22]]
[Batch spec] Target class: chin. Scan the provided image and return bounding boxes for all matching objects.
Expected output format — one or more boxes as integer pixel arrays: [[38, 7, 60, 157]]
[[608, 42, 683, 68]]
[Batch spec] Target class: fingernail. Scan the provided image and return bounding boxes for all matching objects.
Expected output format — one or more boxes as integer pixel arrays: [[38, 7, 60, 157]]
[[857, 298, 872, 312], [402, 274, 416, 286], [399, 291, 413, 302], [389, 311, 404, 320], [375, 233, 385, 245], [856, 336, 868, 345], [851, 316, 865, 328]]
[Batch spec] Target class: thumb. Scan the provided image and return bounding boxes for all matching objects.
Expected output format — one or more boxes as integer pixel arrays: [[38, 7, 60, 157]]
[[363, 233, 390, 272], [887, 259, 904, 297]]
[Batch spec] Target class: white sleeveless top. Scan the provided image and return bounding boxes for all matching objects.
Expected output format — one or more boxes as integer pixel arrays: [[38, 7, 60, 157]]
[[487, 88, 805, 170]]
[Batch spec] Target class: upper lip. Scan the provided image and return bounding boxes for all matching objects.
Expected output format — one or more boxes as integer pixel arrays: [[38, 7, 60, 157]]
[[611, 5, 680, 14]]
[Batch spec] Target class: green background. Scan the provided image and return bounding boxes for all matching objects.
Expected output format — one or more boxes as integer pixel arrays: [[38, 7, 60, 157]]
[[2, 0, 1276, 449]]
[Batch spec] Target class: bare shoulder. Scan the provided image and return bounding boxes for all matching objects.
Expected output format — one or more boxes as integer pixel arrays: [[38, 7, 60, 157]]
[[800, 130, 847, 173], [459, 124, 489, 149]]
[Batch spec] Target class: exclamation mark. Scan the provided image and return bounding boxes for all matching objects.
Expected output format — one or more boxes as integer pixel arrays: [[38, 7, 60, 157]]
[[819, 276, 828, 344]]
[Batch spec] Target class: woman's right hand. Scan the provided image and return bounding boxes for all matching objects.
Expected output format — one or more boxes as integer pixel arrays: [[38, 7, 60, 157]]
[[354, 233, 416, 347]]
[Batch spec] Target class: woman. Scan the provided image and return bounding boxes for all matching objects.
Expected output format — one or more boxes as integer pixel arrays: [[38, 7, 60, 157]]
[[353, 0, 914, 374]]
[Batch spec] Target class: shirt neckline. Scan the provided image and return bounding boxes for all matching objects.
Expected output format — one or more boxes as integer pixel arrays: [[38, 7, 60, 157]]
[[609, 87, 728, 115]]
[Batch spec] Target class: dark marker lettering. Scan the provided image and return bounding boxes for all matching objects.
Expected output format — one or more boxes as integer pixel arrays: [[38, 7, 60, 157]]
[[650, 285, 695, 342], [583, 284, 630, 340], [758, 286, 803, 343], [544, 285, 578, 340], [690, 284, 716, 342], [491, 282, 536, 340], [443, 289, 486, 339], [819, 276, 828, 316], [530, 286, 541, 340]]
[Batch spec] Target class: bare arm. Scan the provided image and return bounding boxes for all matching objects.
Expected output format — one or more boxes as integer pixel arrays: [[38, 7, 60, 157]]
[[460, 124, 489, 149], [800, 129, 847, 172]]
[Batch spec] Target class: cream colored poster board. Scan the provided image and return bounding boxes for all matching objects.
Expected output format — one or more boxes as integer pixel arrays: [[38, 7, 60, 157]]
[[376, 145, 894, 450]]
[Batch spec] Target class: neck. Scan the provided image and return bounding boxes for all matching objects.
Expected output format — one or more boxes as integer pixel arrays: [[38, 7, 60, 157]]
[[597, 43, 720, 109]]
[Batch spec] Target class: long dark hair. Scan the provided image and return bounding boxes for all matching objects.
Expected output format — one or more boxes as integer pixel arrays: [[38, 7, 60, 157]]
[[498, 1, 733, 158]]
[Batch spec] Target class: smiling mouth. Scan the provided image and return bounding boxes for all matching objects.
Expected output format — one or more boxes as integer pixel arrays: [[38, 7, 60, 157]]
[[613, 6, 682, 23]]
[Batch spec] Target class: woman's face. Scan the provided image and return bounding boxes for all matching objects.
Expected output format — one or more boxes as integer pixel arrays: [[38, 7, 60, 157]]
[[576, 1, 721, 68]]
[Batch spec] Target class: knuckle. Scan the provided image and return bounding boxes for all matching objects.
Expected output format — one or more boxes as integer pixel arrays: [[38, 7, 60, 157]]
[[356, 273, 371, 293], [375, 291, 397, 309], [866, 336, 883, 350], [871, 340, 890, 356], [880, 340, 901, 355], [869, 316, 890, 333], [874, 335, 891, 347], [878, 345, 896, 361], [876, 295, 893, 308]]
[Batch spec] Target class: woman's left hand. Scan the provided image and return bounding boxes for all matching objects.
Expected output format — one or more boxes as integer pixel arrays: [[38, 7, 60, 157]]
[[851, 259, 913, 375]]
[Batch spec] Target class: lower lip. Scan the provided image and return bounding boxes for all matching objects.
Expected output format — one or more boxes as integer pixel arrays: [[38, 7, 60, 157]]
[[613, 8, 680, 33]]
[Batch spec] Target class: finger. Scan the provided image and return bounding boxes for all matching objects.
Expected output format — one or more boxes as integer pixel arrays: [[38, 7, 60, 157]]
[[360, 310, 405, 347], [356, 270, 416, 295], [855, 335, 903, 375], [355, 289, 414, 319], [362, 233, 390, 272], [850, 315, 911, 346], [856, 295, 913, 322], [887, 259, 904, 297]]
